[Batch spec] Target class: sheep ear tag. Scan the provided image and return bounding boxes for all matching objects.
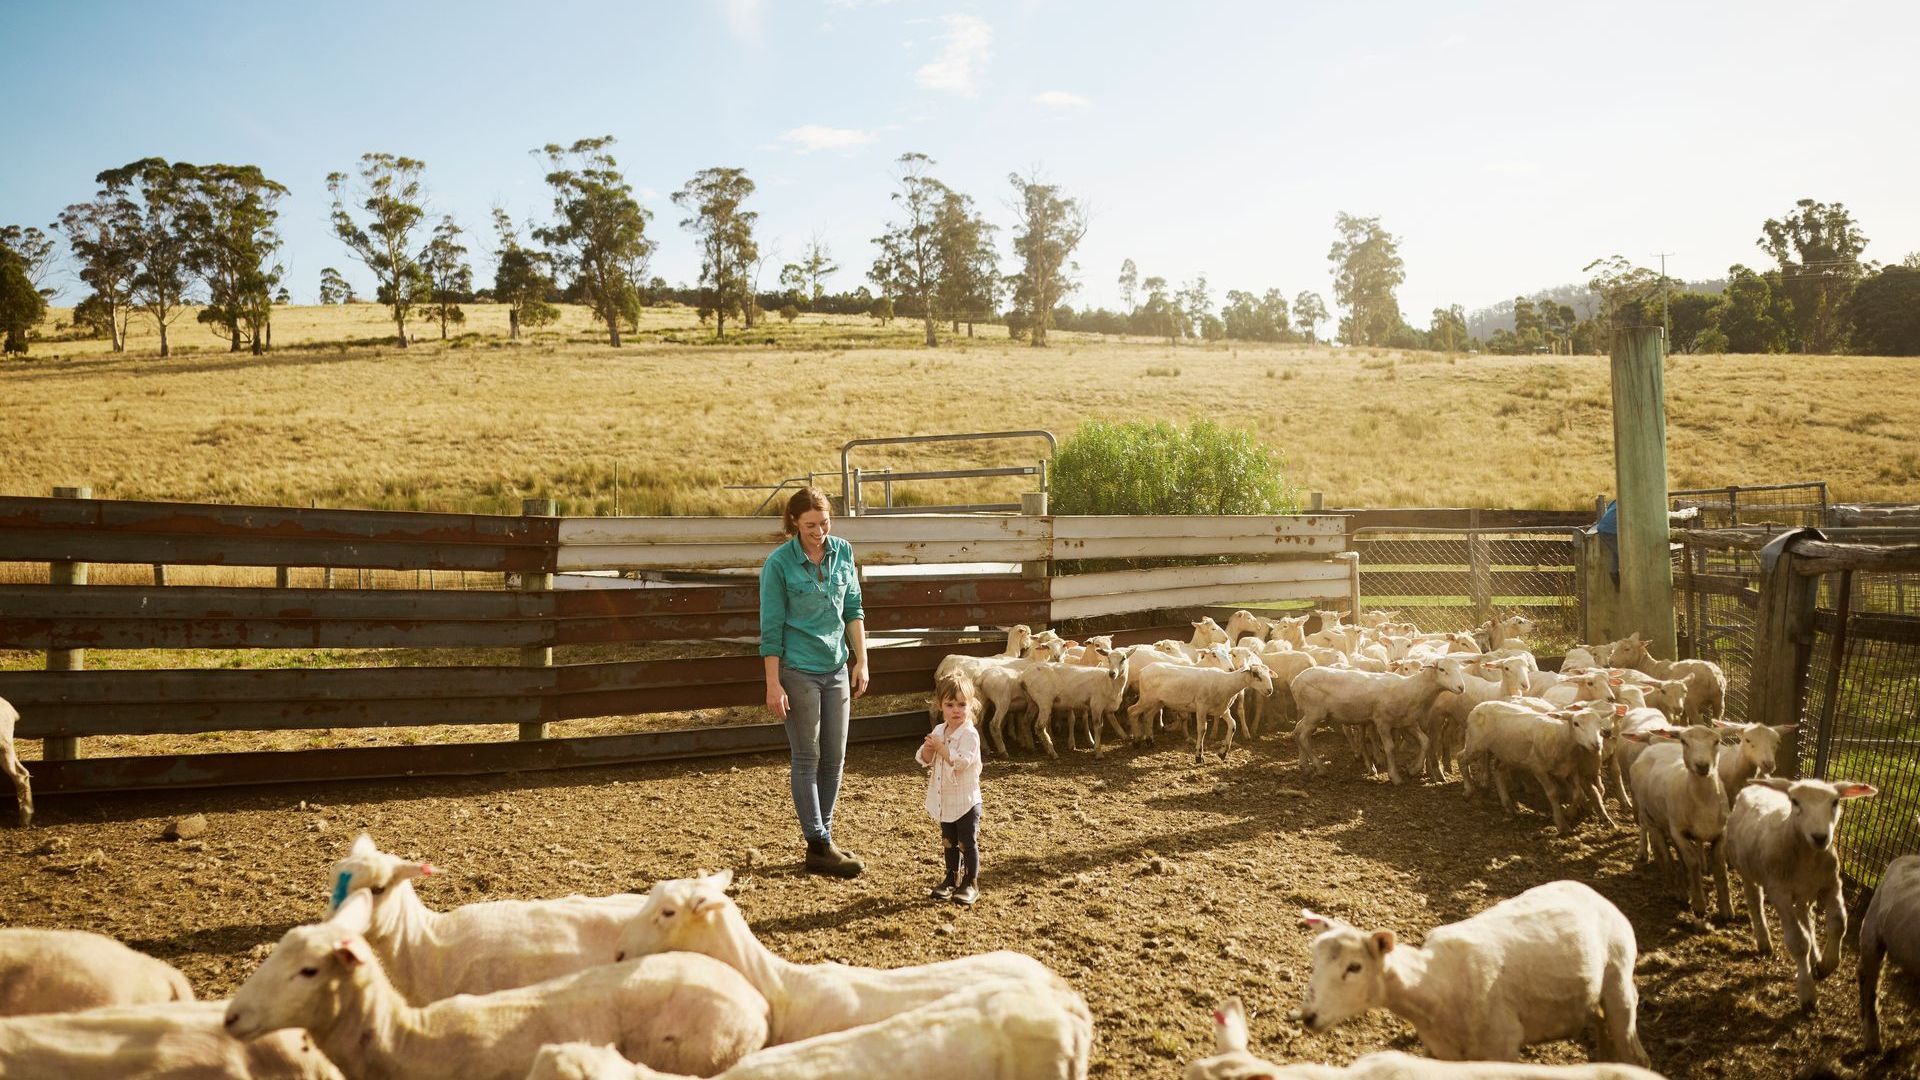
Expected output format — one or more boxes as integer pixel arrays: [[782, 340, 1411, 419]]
[[329, 869, 353, 912]]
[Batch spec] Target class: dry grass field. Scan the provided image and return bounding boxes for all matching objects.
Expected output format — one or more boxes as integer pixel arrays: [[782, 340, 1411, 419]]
[[4, 302, 1917, 518]]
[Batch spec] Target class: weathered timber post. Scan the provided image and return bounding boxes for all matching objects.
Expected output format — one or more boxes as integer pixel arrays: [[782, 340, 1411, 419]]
[[1309, 491, 1324, 513], [1021, 490, 1050, 630], [1341, 551, 1363, 621], [1750, 529, 1823, 773], [1610, 326, 1677, 659], [45, 486, 91, 761], [518, 497, 558, 741], [1467, 507, 1492, 626]]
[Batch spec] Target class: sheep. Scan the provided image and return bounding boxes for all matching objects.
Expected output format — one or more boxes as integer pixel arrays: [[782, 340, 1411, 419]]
[[324, 833, 647, 1004], [1267, 614, 1312, 649], [929, 625, 1034, 728], [0, 927, 195, 1016], [612, 869, 1063, 1045], [1291, 659, 1469, 784], [1224, 609, 1278, 644], [1725, 776, 1877, 1010], [1622, 725, 1733, 921], [1539, 668, 1620, 710], [1860, 853, 1920, 1051], [223, 890, 768, 1080], [1246, 646, 1316, 736], [524, 978, 1093, 1080], [1460, 702, 1613, 832], [975, 639, 1069, 755], [1304, 610, 1356, 652], [1356, 609, 1405, 630], [1480, 614, 1535, 651], [1186, 997, 1663, 1079], [1127, 661, 1274, 763], [1061, 634, 1113, 667], [1715, 722, 1796, 806], [1292, 880, 1649, 1065], [1612, 637, 1727, 723], [0, 1001, 342, 1080], [1426, 656, 1533, 780], [0, 696, 30, 827], [1019, 649, 1129, 757]]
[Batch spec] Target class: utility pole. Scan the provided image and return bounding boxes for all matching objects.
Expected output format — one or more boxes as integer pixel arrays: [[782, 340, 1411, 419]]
[[1653, 251, 1675, 346]]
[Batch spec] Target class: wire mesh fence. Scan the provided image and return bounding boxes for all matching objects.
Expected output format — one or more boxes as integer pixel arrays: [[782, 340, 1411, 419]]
[[1669, 481, 1829, 530], [1801, 562, 1920, 888], [1350, 527, 1584, 652], [1673, 531, 1767, 722]]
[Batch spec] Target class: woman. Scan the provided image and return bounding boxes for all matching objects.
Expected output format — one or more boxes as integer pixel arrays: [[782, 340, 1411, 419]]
[[759, 487, 870, 878]]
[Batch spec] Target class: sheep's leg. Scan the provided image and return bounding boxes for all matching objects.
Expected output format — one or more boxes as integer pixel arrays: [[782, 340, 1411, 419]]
[[1676, 835, 1708, 915], [1373, 718, 1406, 785], [1219, 707, 1237, 760], [1129, 696, 1160, 747], [1492, 763, 1520, 817], [1193, 706, 1208, 765], [1861, 922, 1887, 1052], [2, 747, 31, 828], [1536, 769, 1571, 830], [1710, 840, 1733, 922], [1814, 887, 1846, 980], [1602, 957, 1651, 1067], [1744, 879, 1773, 955], [985, 698, 1010, 756], [1780, 900, 1818, 1009], [1585, 780, 1617, 830], [1033, 700, 1059, 760], [1606, 753, 1633, 814], [1294, 712, 1322, 775]]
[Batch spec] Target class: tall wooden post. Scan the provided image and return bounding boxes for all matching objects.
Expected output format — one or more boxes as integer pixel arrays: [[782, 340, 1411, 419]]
[[45, 486, 92, 761], [1021, 490, 1050, 630], [518, 498, 557, 741], [1750, 530, 1822, 772], [1467, 507, 1492, 626], [1610, 327, 1677, 659]]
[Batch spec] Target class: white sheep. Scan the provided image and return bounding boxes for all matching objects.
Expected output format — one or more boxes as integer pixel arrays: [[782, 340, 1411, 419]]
[[1061, 634, 1113, 667], [930, 626, 1034, 728], [1622, 725, 1733, 921], [1539, 668, 1620, 709], [1426, 656, 1533, 780], [1019, 649, 1129, 757], [1224, 609, 1278, 644], [611, 869, 1064, 1045], [1725, 776, 1877, 1009], [1860, 853, 1920, 1051], [1128, 660, 1274, 763], [1185, 997, 1663, 1080], [1715, 722, 1796, 807], [1613, 637, 1726, 723], [324, 833, 647, 1004], [0, 1001, 342, 1080], [1267, 614, 1311, 648], [224, 890, 768, 1080], [1, 696, 30, 827], [0, 927, 195, 1016], [1459, 702, 1612, 832], [524, 978, 1093, 1080], [1291, 659, 1468, 784], [975, 639, 1069, 755], [1293, 880, 1649, 1065]]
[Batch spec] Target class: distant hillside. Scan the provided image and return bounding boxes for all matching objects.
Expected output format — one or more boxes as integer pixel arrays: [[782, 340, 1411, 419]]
[[1468, 278, 1727, 339]]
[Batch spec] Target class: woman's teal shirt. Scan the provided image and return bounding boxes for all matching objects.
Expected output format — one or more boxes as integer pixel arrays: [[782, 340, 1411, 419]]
[[758, 534, 864, 674]]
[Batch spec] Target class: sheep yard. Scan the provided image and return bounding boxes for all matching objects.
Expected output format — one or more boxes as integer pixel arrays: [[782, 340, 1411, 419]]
[[5, 731, 1917, 1080]]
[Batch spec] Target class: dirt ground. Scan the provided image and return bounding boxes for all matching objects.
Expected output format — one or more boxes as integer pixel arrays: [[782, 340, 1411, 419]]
[[4, 729, 1918, 1080]]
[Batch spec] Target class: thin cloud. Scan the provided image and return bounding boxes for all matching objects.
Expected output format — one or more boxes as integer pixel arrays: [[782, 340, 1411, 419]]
[[779, 124, 879, 153], [916, 14, 992, 96], [718, 0, 763, 41], [1033, 90, 1090, 109]]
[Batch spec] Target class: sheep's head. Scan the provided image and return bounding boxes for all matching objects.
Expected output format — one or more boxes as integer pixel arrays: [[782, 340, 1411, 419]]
[[226, 890, 375, 1041], [1626, 724, 1720, 776], [1611, 633, 1652, 668], [1431, 657, 1469, 695], [614, 869, 735, 963], [1717, 721, 1796, 778], [527, 1043, 645, 1080], [1498, 614, 1535, 637], [1752, 776, 1876, 851], [326, 833, 432, 917], [1224, 610, 1264, 642], [1562, 705, 1609, 758], [1192, 617, 1229, 647], [1651, 678, 1691, 716], [1294, 909, 1391, 1033]]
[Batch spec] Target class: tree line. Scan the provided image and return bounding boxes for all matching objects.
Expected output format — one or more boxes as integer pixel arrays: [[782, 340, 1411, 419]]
[[7, 154, 1919, 356]]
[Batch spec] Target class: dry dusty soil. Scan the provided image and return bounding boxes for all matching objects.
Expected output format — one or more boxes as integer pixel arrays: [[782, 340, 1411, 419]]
[[4, 729, 1919, 1080]]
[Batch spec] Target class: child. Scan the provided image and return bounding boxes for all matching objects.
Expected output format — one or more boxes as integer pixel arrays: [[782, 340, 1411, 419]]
[[916, 671, 984, 904]]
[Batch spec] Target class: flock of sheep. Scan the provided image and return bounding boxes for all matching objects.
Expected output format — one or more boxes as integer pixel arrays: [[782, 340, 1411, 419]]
[[0, 606, 1917, 1078]]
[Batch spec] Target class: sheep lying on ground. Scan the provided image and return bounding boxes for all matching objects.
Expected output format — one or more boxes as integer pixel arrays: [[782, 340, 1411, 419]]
[[326, 833, 647, 1004], [612, 869, 1063, 1044], [1293, 881, 1649, 1065], [1185, 997, 1663, 1080], [0, 927, 195, 1016], [525, 978, 1093, 1080], [1, 696, 31, 827], [1860, 853, 1920, 1051], [1624, 726, 1733, 921], [1726, 776, 1876, 1009], [225, 891, 768, 1080], [0, 1001, 341, 1080]]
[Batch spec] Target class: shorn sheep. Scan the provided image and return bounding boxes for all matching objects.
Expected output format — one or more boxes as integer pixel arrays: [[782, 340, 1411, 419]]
[[1, 695, 31, 827], [325, 833, 647, 1003], [524, 978, 1093, 1080], [1292, 659, 1469, 785], [0, 1002, 342, 1080], [1860, 853, 1920, 1051], [0, 927, 195, 1016], [1623, 725, 1734, 921], [1725, 776, 1876, 1010], [612, 869, 1064, 1045], [1294, 880, 1649, 1065], [223, 890, 769, 1080]]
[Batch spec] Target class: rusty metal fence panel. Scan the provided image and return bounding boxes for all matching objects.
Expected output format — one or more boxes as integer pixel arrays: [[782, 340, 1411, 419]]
[[1349, 527, 1584, 652]]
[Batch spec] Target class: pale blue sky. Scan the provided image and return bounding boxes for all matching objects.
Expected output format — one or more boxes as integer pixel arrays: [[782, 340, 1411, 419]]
[[4, 0, 1915, 321]]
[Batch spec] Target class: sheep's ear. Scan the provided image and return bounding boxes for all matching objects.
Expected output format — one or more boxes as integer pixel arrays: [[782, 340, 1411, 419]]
[[330, 889, 374, 935], [1836, 782, 1879, 800], [1712, 720, 1744, 731], [350, 833, 377, 856], [398, 861, 434, 882], [1299, 908, 1331, 930], [1620, 731, 1651, 744], [700, 868, 735, 892], [1773, 723, 1799, 735], [1754, 776, 1794, 793], [1369, 929, 1396, 955], [1608, 677, 1624, 687], [332, 937, 371, 969], [1651, 730, 1681, 743], [1614, 704, 1629, 716]]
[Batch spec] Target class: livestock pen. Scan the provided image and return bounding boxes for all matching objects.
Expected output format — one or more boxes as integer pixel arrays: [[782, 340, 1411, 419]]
[[5, 493, 1920, 1078]]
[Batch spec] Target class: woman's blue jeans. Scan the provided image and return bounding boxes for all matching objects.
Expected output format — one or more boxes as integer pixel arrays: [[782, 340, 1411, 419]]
[[779, 663, 850, 844]]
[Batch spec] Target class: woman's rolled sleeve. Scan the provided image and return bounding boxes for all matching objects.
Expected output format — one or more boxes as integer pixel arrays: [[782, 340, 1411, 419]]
[[757, 556, 787, 659]]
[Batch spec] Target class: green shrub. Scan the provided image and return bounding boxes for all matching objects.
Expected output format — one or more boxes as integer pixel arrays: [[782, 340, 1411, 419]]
[[1051, 418, 1298, 517]]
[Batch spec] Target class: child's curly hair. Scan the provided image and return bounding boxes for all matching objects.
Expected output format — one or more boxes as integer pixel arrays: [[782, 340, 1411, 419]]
[[933, 671, 977, 713]]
